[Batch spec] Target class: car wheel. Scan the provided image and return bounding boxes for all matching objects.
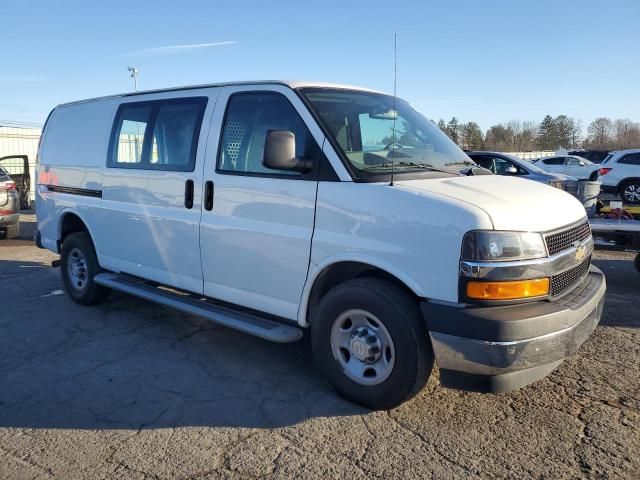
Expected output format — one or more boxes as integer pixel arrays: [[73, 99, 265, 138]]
[[60, 232, 110, 305], [311, 278, 434, 410], [621, 180, 640, 204]]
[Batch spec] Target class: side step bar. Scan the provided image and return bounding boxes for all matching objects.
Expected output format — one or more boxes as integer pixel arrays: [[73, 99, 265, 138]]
[[94, 273, 303, 343]]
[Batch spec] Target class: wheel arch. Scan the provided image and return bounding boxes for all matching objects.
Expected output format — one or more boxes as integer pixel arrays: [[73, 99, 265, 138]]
[[617, 177, 640, 192], [298, 256, 423, 327], [57, 209, 98, 253]]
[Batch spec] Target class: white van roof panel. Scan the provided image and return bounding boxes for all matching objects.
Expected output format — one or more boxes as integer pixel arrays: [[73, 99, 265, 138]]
[[57, 81, 385, 108]]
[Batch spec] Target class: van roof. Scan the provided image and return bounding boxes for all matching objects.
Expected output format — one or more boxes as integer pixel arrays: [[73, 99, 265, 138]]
[[57, 80, 385, 107]]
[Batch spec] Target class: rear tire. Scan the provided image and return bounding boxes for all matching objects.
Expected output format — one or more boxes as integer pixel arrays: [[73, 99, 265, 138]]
[[60, 232, 110, 305], [311, 278, 434, 410], [620, 180, 640, 204]]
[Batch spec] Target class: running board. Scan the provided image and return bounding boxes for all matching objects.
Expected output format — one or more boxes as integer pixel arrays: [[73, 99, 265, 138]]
[[94, 273, 303, 343]]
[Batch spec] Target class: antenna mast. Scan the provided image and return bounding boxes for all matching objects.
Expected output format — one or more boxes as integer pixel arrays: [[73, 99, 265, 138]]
[[390, 33, 397, 186]]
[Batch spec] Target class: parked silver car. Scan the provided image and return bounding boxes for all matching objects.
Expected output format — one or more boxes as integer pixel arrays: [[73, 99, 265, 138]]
[[466, 151, 576, 186]]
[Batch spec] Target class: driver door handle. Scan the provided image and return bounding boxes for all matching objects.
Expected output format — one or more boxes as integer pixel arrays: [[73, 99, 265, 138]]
[[204, 180, 214, 211], [184, 179, 194, 209]]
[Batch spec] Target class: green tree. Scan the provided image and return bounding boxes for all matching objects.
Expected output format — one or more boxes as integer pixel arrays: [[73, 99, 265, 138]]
[[461, 122, 483, 150], [446, 117, 461, 144], [537, 115, 558, 150], [553, 115, 582, 148]]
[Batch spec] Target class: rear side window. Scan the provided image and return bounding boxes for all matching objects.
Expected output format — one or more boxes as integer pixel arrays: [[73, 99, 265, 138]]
[[543, 157, 564, 165], [109, 97, 207, 171], [618, 153, 640, 166]]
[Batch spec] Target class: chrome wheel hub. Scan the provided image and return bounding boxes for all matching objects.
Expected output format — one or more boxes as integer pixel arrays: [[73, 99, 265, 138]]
[[330, 309, 395, 386], [67, 248, 88, 291], [624, 184, 640, 202], [349, 326, 382, 363]]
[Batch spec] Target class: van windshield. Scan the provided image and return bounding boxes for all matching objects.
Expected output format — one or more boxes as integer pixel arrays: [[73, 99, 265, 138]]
[[300, 88, 474, 178]]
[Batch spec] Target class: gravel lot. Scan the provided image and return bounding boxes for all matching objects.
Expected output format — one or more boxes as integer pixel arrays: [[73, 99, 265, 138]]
[[1, 214, 639, 479]]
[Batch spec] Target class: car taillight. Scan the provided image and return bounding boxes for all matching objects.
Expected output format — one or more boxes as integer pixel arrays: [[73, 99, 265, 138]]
[[0, 181, 17, 191], [599, 167, 612, 176]]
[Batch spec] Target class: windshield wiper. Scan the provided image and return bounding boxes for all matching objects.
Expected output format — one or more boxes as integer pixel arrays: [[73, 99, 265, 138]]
[[361, 161, 462, 175], [445, 160, 477, 167]]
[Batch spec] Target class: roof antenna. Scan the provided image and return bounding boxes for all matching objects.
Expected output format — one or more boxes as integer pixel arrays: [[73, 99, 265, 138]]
[[390, 33, 398, 187]]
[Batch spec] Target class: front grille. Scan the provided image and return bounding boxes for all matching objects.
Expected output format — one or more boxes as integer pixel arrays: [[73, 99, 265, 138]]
[[550, 256, 591, 296], [544, 221, 591, 256]]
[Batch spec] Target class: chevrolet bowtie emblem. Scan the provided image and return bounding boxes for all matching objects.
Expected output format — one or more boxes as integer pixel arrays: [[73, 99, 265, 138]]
[[574, 242, 587, 263]]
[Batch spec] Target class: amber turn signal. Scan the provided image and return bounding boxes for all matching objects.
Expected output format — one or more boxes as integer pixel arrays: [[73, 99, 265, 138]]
[[466, 278, 550, 300]]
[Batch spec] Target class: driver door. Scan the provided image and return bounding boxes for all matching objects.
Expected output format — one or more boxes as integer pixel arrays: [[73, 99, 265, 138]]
[[199, 85, 326, 321]]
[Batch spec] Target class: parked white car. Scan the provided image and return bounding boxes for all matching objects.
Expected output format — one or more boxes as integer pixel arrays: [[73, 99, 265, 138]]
[[598, 149, 640, 204], [532, 155, 600, 180], [35, 81, 606, 409]]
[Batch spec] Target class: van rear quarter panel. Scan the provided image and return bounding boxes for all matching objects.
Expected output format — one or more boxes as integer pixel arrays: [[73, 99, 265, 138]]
[[37, 99, 118, 252]]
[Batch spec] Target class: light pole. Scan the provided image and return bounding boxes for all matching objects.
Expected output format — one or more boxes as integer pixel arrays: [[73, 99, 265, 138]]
[[127, 66, 139, 91]]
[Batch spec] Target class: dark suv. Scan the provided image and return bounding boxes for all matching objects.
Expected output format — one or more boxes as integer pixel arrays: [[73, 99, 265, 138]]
[[0, 164, 20, 239]]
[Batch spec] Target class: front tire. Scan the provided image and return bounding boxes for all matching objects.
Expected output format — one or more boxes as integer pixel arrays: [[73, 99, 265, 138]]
[[621, 180, 640, 204], [60, 232, 110, 305], [311, 278, 434, 410]]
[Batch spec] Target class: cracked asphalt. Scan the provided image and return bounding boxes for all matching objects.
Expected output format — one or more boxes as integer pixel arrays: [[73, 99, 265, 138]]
[[1, 214, 639, 479]]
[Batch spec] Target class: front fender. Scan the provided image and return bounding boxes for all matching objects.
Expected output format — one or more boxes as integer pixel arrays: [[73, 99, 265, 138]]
[[297, 253, 426, 327]]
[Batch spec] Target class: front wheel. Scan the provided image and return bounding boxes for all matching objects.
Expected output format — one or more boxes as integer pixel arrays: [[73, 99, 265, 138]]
[[60, 232, 110, 305], [311, 278, 434, 410], [621, 180, 640, 204]]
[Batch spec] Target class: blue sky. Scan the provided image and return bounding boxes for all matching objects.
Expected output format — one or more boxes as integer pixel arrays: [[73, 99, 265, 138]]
[[2, 0, 638, 131]]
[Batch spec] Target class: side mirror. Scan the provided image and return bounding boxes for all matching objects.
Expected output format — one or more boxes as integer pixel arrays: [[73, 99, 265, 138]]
[[263, 130, 312, 172], [579, 161, 586, 166], [505, 165, 518, 174]]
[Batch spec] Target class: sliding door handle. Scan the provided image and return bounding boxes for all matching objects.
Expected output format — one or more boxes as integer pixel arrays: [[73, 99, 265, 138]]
[[204, 180, 214, 211], [184, 179, 194, 209]]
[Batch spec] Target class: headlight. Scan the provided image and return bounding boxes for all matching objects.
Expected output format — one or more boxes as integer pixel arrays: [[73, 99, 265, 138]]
[[461, 231, 546, 262]]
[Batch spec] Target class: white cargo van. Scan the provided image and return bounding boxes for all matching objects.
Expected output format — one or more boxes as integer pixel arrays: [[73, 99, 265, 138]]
[[36, 81, 605, 409]]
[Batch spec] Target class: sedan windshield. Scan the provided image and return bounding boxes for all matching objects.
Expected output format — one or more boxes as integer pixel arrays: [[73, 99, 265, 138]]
[[300, 88, 474, 177]]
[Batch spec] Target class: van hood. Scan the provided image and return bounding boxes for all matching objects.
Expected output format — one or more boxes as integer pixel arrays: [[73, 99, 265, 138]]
[[397, 175, 586, 232]]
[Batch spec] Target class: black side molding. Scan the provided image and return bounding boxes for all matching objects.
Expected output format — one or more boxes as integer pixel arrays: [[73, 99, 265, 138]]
[[46, 185, 102, 198]]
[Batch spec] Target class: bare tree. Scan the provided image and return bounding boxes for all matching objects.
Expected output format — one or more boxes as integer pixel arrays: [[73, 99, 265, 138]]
[[613, 119, 640, 150], [586, 117, 614, 149], [521, 120, 539, 150]]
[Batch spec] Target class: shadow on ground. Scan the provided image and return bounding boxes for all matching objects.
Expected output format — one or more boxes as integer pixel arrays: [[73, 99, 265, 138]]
[[0, 251, 636, 433], [0, 256, 365, 431]]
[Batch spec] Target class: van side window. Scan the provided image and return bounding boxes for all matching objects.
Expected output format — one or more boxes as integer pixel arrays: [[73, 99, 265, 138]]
[[217, 92, 313, 175], [109, 97, 207, 171], [116, 106, 152, 164]]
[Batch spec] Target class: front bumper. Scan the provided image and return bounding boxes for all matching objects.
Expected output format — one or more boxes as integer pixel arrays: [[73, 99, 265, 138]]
[[422, 265, 606, 393], [0, 212, 20, 227]]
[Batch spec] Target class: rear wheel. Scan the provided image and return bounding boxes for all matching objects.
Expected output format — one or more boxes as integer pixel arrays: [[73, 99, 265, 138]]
[[621, 180, 640, 204], [60, 232, 110, 305], [311, 278, 434, 410]]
